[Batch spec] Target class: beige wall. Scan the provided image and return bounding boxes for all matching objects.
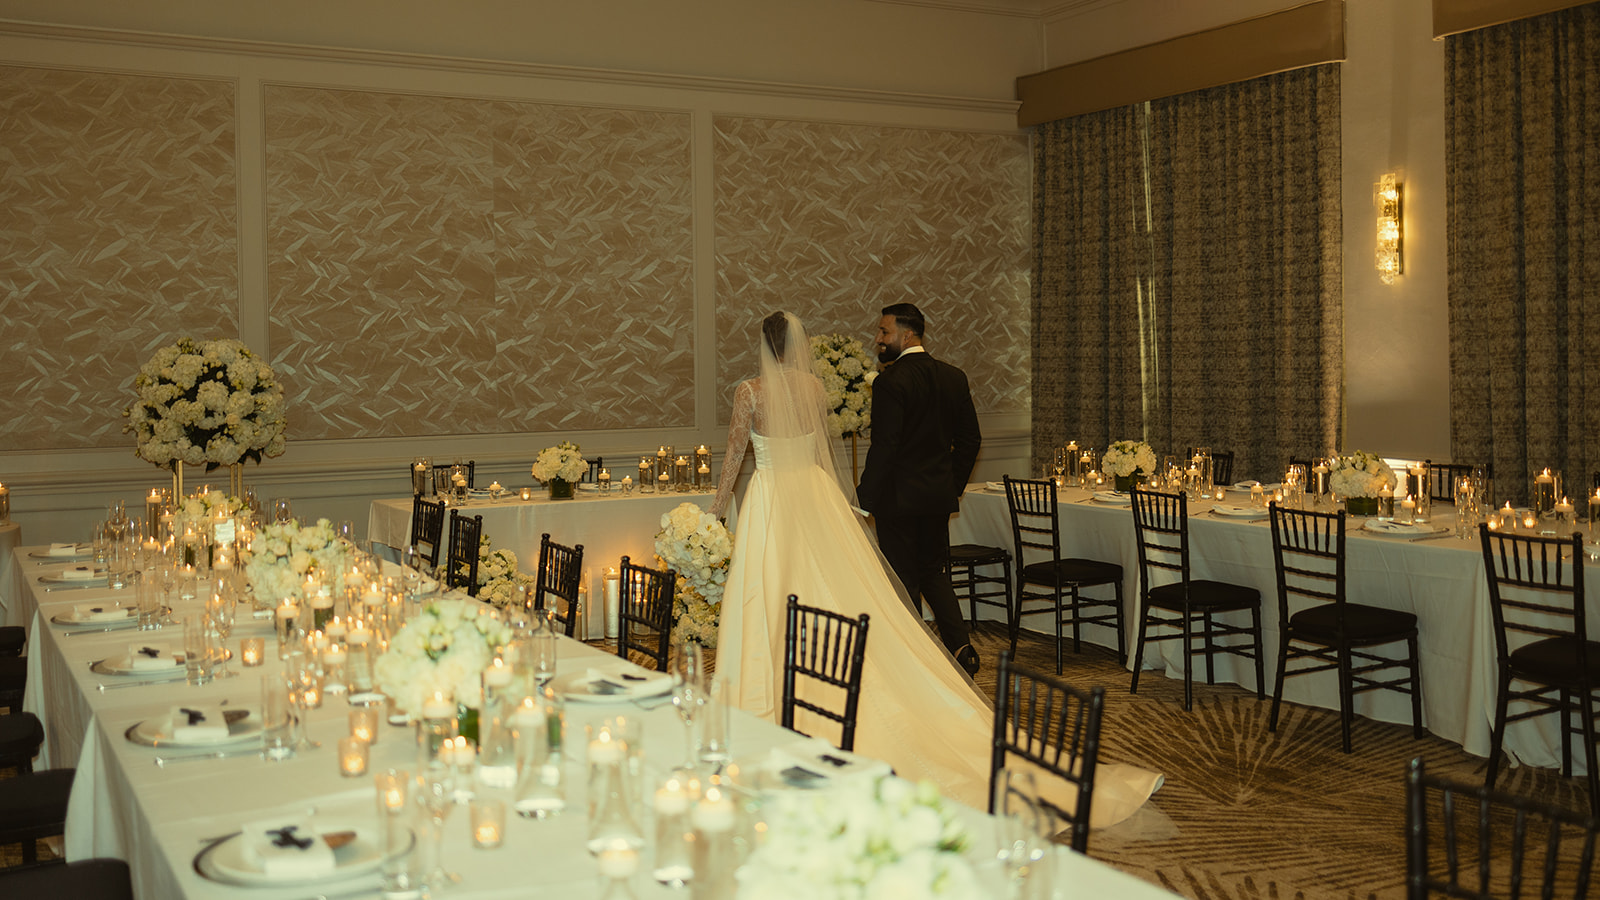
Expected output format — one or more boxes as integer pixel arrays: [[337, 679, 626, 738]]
[[1044, 0, 1456, 463], [0, 2, 1038, 543]]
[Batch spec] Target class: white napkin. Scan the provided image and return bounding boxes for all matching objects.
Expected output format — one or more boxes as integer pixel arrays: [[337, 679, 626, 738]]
[[167, 705, 231, 742], [769, 738, 891, 785], [73, 604, 128, 622], [60, 566, 98, 581], [1093, 491, 1128, 503], [1211, 504, 1261, 516], [124, 643, 178, 671], [1363, 520, 1435, 536], [985, 481, 1006, 492], [584, 667, 671, 698], [47, 542, 84, 556], [243, 819, 337, 878]]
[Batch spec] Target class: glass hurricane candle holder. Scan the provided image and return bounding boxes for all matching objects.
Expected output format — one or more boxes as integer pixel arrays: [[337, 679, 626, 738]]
[[339, 736, 369, 777], [470, 798, 505, 849]]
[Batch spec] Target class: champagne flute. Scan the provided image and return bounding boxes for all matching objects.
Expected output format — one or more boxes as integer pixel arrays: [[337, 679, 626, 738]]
[[207, 591, 235, 678], [420, 763, 459, 888], [670, 641, 705, 768]]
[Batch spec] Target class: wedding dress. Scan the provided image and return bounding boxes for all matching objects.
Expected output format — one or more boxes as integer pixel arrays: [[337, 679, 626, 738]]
[[710, 313, 1162, 820]]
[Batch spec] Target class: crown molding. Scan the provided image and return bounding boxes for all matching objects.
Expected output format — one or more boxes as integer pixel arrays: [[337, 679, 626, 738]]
[[866, 0, 1115, 17], [0, 18, 1019, 115]]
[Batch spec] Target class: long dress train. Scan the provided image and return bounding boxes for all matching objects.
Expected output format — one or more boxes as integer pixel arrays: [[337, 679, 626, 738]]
[[716, 433, 1163, 820]]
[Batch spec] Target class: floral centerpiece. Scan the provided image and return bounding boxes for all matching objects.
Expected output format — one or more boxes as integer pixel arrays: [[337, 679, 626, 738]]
[[123, 337, 287, 474], [654, 502, 732, 648], [810, 333, 876, 439], [531, 440, 587, 500], [374, 598, 513, 740], [736, 775, 980, 900], [1101, 439, 1158, 492], [1329, 450, 1397, 515], [171, 490, 247, 568], [470, 534, 534, 610], [242, 518, 354, 607]]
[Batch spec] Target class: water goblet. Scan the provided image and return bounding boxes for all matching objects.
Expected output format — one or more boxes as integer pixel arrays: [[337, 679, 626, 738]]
[[419, 763, 460, 889]]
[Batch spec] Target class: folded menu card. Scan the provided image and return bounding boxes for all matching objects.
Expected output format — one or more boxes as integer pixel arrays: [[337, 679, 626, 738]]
[[61, 566, 98, 581], [243, 820, 336, 877], [46, 542, 84, 556], [167, 705, 230, 742], [73, 604, 128, 622]]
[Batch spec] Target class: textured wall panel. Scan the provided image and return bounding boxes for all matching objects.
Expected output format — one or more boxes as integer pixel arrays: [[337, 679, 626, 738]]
[[265, 86, 694, 440], [0, 66, 238, 451], [713, 116, 1030, 424]]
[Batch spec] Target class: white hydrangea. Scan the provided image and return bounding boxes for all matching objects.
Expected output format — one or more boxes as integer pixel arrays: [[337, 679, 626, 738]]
[[654, 502, 733, 648], [811, 333, 877, 438], [1102, 439, 1158, 478], [530, 440, 589, 483], [1328, 450, 1397, 498], [242, 517, 354, 607], [374, 598, 513, 715], [123, 337, 288, 471]]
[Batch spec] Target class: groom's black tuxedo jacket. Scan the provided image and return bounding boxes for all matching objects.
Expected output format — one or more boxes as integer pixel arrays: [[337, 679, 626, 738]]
[[856, 350, 982, 517]]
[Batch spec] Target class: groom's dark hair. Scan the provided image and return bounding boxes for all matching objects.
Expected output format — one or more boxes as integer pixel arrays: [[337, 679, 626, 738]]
[[762, 311, 789, 358], [881, 302, 925, 337]]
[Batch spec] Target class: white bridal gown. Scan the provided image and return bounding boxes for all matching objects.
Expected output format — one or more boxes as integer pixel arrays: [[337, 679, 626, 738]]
[[716, 432, 1163, 821]]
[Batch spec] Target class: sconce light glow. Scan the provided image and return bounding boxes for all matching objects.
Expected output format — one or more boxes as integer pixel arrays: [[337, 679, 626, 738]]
[[1375, 173, 1402, 284]]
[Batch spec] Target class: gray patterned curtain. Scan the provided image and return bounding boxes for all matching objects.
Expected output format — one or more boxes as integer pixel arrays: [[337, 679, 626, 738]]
[[1447, 4, 1600, 505], [1032, 65, 1343, 483]]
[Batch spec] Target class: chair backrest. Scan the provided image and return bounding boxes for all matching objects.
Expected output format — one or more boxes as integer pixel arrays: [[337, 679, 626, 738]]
[[1129, 488, 1192, 596], [410, 496, 446, 567], [1429, 463, 1482, 503], [585, 457, 603, 483], [1003, 476, 1061, 572], [990, 651, 1105, 853], [781, 595, 870, 752], [1478, 526, 1589, 673], [1406, 757, 1598, 900], [534, 533, 583, 637], [433, 460, 475, 490], [1268, 503, 1348, 627], [445, 510, 483, 596], [1185, 447, 1234, 485], [618, 556, 675, 671]]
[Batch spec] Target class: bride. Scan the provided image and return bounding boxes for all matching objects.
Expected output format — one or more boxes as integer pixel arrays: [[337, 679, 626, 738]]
[[709, 312, 1162, 819]]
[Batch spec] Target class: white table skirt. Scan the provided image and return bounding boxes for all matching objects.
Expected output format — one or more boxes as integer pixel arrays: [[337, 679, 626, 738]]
[[948, 485, 1598, 773], [1, 521, 25, 627], [18, 544, 1176, 900], [368, 491, 737, 637]]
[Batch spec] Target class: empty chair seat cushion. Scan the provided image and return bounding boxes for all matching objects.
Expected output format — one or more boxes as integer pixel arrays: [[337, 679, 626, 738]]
[[1148, 579, 1257, 609], [0, 711, 45, 759], [0, 626, 24, 656], [0, 858, 133, 898], [1290, 603, 1418, 640], [1507, 636, 1600, 683], [0, 767, 75, 823], [1020, 558, 1121, 586]]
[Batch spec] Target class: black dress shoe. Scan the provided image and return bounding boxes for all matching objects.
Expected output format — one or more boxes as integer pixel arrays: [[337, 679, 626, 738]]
[[955, 644, 980, 676]]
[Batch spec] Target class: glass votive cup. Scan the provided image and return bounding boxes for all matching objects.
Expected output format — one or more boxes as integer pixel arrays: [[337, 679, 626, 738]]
[[470, 798, 506, 849], [375, 768, 409, 815], [240, 637, 266, 667], [519, 487, 534, 501], [339, 736, 369, 777], [350, 707, 380, 744]]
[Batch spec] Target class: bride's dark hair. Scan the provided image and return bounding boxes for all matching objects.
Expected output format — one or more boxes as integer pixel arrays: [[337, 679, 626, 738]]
[[762, 311, 789, 358]]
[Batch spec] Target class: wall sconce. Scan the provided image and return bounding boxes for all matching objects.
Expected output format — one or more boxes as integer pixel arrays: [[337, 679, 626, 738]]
[[1375, 173, 1402, 284]]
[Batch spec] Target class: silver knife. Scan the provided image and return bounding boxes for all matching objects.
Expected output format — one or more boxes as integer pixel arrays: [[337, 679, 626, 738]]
[[1408, 532, 1457, 543], [63, 624, 141, 636], [43, 583, 109, 592], [155, 747, 264, 766]]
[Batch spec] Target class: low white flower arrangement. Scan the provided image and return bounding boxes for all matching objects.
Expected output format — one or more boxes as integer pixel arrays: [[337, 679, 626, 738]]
[[374, 598, 513, 716], [530, 440, 588, 484], [1101, 439, 1157, 479], [810, 333, 876, 439], [123, 337, 287, 471], [737, 775, 980, 900], [654, 502, 732, 648], [242, 518, 353, 607], [1329, 450, 1397, 499], [471, 535, 534, 610], [172, 490, 246, 536]]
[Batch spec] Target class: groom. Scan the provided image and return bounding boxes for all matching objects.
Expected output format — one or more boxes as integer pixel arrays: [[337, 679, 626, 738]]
[[856, 303, 983, 675]]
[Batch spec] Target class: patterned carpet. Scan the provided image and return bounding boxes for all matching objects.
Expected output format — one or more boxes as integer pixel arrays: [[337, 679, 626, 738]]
[[966, 623, 1592, 900]]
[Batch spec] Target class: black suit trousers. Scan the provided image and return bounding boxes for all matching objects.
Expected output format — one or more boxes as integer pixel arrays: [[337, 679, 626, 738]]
[[875, 512, 969, 653]]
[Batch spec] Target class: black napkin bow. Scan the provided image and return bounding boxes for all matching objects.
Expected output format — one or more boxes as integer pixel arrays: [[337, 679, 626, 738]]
[[268, 825, 314, 850], [138, 647, 161, 658], [178, 707, 206, 726]]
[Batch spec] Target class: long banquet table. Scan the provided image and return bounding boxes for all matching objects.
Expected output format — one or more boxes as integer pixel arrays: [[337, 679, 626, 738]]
[[368, 489, 737, 637], [16, 544, 1176, 899], [948, 483, 1600, 774]]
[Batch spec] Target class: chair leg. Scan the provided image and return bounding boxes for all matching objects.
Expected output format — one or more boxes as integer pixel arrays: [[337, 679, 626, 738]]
[[1250, 606, 1265, 701], [1202, 611, 1217, 686], [1561, 690, 1574, 778], [1003, 568, 1017, 655], [1335, 643, 1355, 754], [1129, 607, 1151, 695], [1068, 586, 1083, 654], [1182, 609, 1195, 712], [1053, 591, 1064, 676], [1269, 635, 1290, 733], [1485, 671, 1513, 790], [1112, 579, 1126, 662], [1580, 690, 1600, 816], [1407, 634, 1424, 740]]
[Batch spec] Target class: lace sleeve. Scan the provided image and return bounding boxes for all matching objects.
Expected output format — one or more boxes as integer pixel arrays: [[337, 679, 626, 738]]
[[710, 380, 755, 518]]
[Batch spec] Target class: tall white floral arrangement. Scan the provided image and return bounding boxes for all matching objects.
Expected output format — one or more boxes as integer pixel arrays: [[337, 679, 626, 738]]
[[471, 534, 534, 609], [242, 518, 353, 606], [374, 598, 513, 715], [1101, 439, 1157, 478], [531, 440, 588, 483], [737, 776, 979, 900], [123, 337, 287, 470], [1329, 450, 1397, 498], [654, 502, 732, 648], [810, 333, 876, 439]]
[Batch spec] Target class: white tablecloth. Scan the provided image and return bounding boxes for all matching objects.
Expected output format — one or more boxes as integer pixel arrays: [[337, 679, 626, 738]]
[[0, 521, 24, 627], [949, 485, 1599, 773], [19, 544, 1176, 900], [368, 491, 737, 637]]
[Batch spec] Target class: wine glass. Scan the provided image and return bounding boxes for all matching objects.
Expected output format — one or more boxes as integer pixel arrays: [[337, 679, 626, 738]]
[[207, 591, 235, 678], [670, 641, 706, 768], [419, 763, 459, 889], [531, 611, 558, 689], [269, 498, 292, 523]]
